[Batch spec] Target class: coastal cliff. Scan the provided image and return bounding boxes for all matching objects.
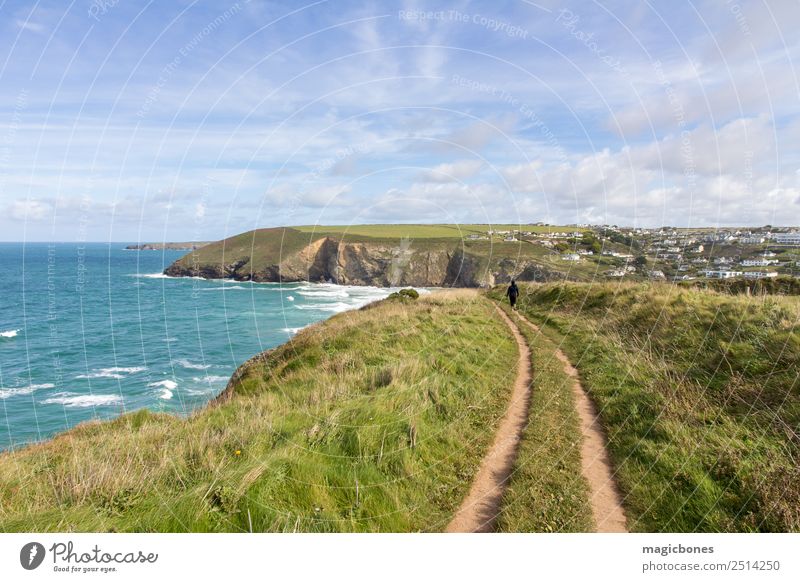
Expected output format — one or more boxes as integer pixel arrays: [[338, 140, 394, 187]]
[[163, 226, 569, 287]]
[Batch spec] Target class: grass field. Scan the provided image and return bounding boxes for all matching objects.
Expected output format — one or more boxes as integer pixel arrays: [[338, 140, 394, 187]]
[[492, 282, 800, 532], [293, 224, 587, 239], [0, 291, 527, 532], [171, 227, 326, 270]]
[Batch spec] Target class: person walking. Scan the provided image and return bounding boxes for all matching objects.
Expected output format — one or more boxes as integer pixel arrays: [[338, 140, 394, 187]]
[[506, 279, 519, 309]]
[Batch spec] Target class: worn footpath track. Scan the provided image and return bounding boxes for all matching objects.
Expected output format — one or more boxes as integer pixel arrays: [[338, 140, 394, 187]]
[[445, 305, 533, 532], [512, 312, 628, 533], [446, 302, 628, 533]]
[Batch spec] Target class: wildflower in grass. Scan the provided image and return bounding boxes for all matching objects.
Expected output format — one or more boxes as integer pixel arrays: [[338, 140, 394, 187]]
[[235, 450, 241, 456]]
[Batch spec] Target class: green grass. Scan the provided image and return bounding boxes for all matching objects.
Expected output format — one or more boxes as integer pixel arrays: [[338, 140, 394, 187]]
[[492, 282, 800, 532], [682, 276, 800, 295], [170, 227, 324, 271], [293, 224, 587, 239], [0, 290, 524, 532], [494, 304, 594, 532], [166, 224, 603, 284], [294, 223, 483, 239]]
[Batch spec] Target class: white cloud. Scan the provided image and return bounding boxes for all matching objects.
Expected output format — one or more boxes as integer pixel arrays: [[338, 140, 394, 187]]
[[501, 115, 797, 226], [10, 199, 53, 221], [14, 19, 45, 34], [417, 160, 484, 182]]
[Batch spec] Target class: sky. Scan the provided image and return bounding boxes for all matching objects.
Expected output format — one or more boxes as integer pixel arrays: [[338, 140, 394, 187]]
[[0, 0, 798, 242]]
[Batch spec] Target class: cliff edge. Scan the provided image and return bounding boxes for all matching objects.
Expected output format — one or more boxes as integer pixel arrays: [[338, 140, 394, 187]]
[[163, 226, 569, 287]]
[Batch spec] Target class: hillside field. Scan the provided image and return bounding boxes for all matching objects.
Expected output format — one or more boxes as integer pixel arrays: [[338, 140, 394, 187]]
[[493, 282, 800, 531]]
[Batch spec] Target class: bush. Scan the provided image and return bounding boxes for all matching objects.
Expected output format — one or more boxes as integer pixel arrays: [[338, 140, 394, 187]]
[[387, 288, 420, 301]]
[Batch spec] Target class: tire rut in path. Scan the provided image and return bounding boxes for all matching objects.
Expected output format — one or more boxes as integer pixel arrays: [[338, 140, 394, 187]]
[[445, 305, 533, 533], [513, 313, 628, 533]]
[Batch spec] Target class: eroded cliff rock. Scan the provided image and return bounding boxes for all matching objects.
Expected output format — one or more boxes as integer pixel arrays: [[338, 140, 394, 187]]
[[164, 235, 564, 287]]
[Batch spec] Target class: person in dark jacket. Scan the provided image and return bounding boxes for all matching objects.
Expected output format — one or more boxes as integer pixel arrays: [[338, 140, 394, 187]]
[[506, 279, 519, 309]]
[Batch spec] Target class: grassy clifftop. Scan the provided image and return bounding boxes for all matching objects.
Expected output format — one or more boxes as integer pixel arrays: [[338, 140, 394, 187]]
[[0, 291, 527, 532], [496, 282, 800, 531], [163, 225, 601, 286]]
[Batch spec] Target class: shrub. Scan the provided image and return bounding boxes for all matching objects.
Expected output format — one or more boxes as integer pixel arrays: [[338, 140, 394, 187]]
[[388, 288, 419, 300]]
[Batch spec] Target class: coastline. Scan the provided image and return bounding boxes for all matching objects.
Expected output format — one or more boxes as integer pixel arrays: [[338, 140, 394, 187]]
[[0, 282, 423, 454]]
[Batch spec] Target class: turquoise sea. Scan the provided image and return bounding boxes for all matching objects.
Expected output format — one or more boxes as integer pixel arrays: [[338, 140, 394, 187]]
[[0, 243, 394, 450]]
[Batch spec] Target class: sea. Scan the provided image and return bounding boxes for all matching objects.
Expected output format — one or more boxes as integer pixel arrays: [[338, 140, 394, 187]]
[[0, 243, 396, 451]]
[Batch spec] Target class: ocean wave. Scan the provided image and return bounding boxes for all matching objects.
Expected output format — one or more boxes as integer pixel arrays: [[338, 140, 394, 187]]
[[127, 272, 217, 281], [127, 272, 173, 279], [106, 367, 146, 374], [294, 301, 352, 313], [296, 289, 349, 298], [185, 387, 215, 395], [175, 358, 211, 370], [148, 379, 176, 400], [281, 327, 306, 335], [161, 337, 178, 343], [41, 393, 123, 408], [0, 383, 55, 399], [0, 329, 20, 338], [76, 366, 146, 379], [148, 379, 178, 390], [199, 285, 249, 291], [192, 375, 229, 383]]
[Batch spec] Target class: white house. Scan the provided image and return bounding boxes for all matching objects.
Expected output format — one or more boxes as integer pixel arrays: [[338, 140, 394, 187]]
[[561, 253, 581, 261], [743, 271, 778, 279], [739, 236, 765, 244], [741, 259, 778, 267], [773, 232, 800, 245], [605, 269, 625, 277], [704, 270, 742, 279]]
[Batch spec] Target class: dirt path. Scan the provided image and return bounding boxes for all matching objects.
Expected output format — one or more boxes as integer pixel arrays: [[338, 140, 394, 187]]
[[445, 305, 533, 533], [513, 313, 628, 533]]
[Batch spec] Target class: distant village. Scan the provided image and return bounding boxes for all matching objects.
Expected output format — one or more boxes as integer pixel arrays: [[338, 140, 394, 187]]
[[463, 224, 800, 282]]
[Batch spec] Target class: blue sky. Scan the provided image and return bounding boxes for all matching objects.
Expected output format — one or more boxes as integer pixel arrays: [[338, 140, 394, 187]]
[[1, 0, 798, 241]]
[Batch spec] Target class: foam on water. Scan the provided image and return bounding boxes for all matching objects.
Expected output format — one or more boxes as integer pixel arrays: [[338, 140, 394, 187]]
[[127, 272, 173, 279], [1, 329, 20, 338], [0, 383, 55, 399], [148, 379, 178, 390], [297, 289, 349, 298], [41, 393, 124, 408], [175, 359, 211, 370], [76, 366, 146, 379], [192, 375, 229, 383]]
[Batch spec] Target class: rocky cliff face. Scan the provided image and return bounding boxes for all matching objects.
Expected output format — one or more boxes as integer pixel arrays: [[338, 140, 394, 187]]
[[164, 236, 564, 287]]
